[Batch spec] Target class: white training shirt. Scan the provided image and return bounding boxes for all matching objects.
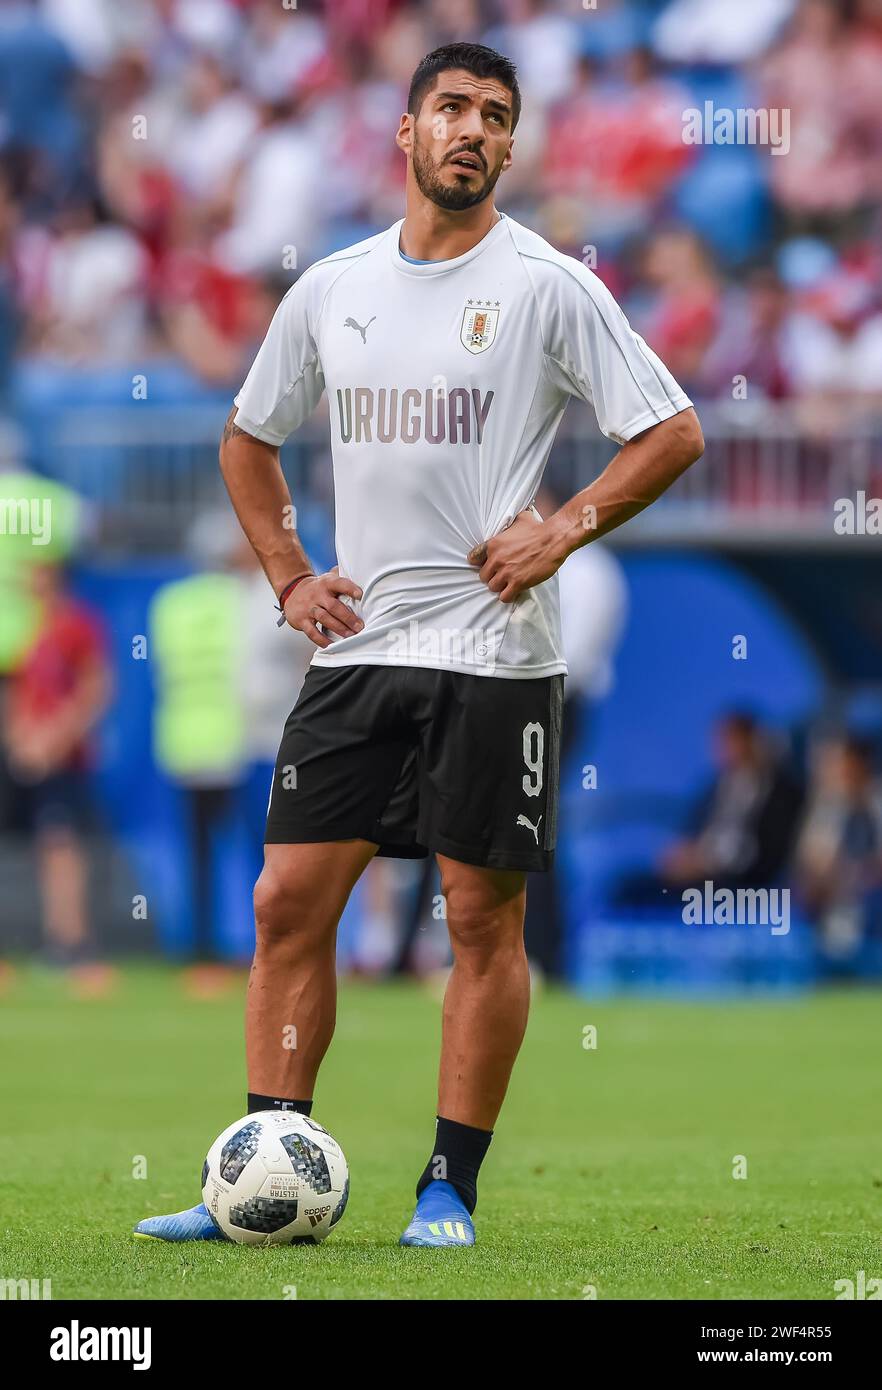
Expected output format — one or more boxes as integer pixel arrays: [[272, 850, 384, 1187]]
[[233, 213, 691, 679]]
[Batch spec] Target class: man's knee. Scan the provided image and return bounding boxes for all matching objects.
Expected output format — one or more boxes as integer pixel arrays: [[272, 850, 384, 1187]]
[[253, 865, 322, 949], [442, 868, 526, 959], [254, 842, 375, 950]]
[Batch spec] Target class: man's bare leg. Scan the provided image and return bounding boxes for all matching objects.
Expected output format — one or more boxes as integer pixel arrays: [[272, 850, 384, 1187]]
[[400, 855, 529, 1244], [134, 837, 376, 1241], [246, 839, 378, 1099], [436, 855, 529, 1128], [38, 828, 90, 954]]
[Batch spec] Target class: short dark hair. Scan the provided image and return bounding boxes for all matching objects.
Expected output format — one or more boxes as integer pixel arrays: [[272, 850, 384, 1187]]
[[407, 43, 521, 132]]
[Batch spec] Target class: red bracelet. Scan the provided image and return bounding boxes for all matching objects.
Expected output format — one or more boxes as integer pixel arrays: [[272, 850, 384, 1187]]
[[275, 572, 314, 626]]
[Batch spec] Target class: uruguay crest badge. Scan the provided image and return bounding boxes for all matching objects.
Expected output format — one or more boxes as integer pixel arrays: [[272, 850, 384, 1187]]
[[460, 303, 500, 354]]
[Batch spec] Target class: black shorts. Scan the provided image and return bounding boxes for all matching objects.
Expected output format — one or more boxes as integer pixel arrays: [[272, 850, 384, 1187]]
[[14, 770, 92, 835], [265, 664, 565, 872]]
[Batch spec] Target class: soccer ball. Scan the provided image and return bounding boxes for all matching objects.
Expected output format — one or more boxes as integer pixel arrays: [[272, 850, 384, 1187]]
[[201, 1111, 349, 1245]]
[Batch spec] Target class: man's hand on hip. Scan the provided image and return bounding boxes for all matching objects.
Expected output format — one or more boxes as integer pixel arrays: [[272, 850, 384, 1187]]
[[467, 509, 568, 603], [285, 568, 364, 648]]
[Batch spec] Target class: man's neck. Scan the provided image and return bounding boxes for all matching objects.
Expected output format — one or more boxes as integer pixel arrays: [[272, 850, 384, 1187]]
[[399, 200, 502, 262]]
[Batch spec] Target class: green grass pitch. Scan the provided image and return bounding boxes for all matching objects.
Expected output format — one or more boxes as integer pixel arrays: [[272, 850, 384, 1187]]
[[2, 965, 879, 1300]]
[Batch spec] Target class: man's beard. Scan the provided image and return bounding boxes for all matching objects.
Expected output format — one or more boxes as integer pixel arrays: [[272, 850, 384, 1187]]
[[412, 132, 502, 211]]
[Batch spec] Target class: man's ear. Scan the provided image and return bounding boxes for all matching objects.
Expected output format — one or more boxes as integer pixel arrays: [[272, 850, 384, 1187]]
[[395, 112, 413, 156], [501, 137, 514, 173]]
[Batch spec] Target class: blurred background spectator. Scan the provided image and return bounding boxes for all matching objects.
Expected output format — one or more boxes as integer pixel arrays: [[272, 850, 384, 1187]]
[[795, 734, 882, 968], [617, 710, 805, 906], [1, 560, 111, 978]]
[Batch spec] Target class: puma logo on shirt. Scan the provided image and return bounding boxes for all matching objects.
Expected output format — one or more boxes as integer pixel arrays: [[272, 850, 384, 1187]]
[[343, 316, 376, 343]]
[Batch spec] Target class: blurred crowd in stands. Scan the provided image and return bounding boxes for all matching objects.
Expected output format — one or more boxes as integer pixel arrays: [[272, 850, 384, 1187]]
[[0, 0, 880, 434]]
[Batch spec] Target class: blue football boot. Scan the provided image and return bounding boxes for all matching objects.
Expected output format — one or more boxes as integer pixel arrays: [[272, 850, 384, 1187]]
[[134, 1202, 225, 1242], [399, 1180, 476, 1247]]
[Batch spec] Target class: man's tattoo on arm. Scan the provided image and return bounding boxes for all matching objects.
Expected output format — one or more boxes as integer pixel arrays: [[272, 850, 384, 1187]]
[[222, 407, 247, 445]]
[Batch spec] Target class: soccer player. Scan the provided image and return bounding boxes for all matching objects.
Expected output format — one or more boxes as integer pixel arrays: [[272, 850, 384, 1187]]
[[135, 42, 703, 1246]]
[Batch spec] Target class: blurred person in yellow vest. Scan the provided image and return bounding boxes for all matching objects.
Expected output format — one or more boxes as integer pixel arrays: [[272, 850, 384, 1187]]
[[149, 537, 246, 976], [149, 511, 314, 977], [233, 529, 315, 879]]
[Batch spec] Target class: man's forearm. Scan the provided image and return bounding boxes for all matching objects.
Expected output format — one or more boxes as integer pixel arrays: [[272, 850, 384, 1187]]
[[549, 406, 704, 560], [219, 410, 313, 595]]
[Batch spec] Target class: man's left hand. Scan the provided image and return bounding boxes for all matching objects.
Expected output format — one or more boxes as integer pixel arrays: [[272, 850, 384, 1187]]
[[467, 508, 567, 602]]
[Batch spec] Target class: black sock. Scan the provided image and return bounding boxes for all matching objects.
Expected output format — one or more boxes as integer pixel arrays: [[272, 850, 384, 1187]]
[[247, 1094, 313, 1116], [416, 1116, 493, 1215]]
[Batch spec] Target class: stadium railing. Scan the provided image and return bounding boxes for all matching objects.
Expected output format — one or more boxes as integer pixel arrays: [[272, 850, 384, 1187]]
[[26, 401, 882, 553]]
